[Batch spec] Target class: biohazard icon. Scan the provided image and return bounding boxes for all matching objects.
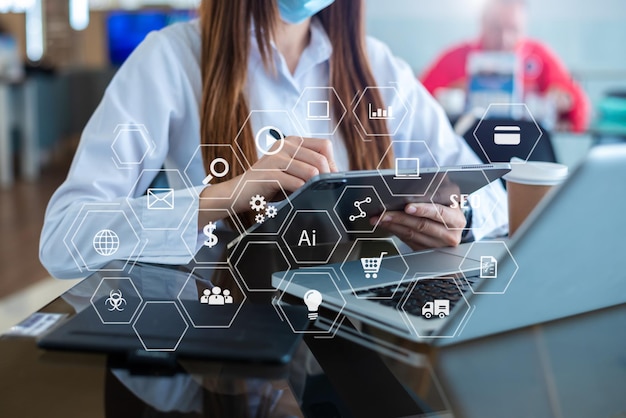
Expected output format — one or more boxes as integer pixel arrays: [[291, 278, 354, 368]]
[[105, 289, 127, 312]]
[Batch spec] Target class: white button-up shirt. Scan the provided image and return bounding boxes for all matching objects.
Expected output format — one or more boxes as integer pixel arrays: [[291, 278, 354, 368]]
[[40, 19, 507, 278]]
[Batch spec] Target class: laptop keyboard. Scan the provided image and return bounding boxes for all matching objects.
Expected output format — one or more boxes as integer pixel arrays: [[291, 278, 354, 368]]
[[355, 276, 477, 317]]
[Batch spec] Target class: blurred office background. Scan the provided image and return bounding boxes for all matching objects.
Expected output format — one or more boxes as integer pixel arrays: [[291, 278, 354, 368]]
[[0, 0, 624, 328]]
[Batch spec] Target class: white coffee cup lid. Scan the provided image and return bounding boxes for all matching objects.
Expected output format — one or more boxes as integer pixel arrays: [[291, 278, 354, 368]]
[[503, 158, 569, 186]]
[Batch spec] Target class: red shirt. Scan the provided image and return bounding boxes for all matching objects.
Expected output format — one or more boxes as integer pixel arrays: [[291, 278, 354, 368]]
[[420, 39, 590, 132]]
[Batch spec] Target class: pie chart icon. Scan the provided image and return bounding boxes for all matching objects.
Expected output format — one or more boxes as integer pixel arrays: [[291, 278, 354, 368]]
[[255, 126, 285, 156]]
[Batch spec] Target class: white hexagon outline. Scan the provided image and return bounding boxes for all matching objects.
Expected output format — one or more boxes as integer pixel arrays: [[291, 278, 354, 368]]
[[126, 168, 195, 231], [458, 240, 519, 295], [399, 276, 472, 339], [376, 140, 441, 198], [70, 209, 141, 272], [333, 185, 386, 234], [231, 240, 292, 293], [429, 168, 501, 231], [89, 277, 143, 325], [230, 179, 294, 236], [234, 110, 304, 171], [276, 270, 347, 335], [183, 143, 245, 200], [176, 266, 248, 329], [339, 238, 409, 300], [132, 301, 189, 352], [352, 86, 409, 137], [472, 103, 543, 164], [291, 86, 347, 136], [111, 124, 156, 166], [281, 210, 342, 265], [181, 208, 243, 264]]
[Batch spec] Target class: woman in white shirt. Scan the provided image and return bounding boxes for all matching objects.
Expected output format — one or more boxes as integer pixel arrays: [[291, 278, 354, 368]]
[[40, 0, 507, 278]]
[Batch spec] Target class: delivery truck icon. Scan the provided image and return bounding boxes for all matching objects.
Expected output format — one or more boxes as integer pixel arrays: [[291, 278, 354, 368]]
[[421, 299, 450, 319], [494, 125, 521, 145]]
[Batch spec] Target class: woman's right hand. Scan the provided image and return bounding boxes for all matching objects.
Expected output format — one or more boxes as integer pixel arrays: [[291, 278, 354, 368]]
[[200, 136, 338, 216]]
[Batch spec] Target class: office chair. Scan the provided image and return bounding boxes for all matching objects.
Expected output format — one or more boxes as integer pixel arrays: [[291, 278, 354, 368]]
[[461, 118, 557, 165]]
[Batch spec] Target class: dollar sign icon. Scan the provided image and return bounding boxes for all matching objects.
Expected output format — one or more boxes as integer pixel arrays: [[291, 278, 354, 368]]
[[203, 222, 218, 248]]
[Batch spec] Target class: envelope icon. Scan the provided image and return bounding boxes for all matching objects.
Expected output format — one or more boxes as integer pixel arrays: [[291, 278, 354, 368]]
[[147, 188, 174, 210]]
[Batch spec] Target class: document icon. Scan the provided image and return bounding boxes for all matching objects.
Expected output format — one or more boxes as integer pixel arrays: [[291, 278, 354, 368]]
[[147, 188, 174, 210], [480, 256, 498, 278], [493, 125, 521, 145]]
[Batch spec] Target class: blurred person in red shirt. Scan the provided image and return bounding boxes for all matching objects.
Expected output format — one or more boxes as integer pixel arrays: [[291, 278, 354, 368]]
[[420, 0, 589, 132]]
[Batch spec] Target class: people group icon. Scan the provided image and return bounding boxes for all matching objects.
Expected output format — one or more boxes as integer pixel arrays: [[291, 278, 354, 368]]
[[200, 287, 233, 306]]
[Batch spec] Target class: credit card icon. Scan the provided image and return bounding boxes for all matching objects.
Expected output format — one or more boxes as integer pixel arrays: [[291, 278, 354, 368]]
[[494, 125, 521, 145]]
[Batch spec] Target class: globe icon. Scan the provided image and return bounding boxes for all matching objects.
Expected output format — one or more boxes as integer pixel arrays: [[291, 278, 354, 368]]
[[93, 229, 120, 257]]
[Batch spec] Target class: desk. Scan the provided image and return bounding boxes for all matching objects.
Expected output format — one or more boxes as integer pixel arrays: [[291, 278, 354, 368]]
[[1, 259, 625, 417]]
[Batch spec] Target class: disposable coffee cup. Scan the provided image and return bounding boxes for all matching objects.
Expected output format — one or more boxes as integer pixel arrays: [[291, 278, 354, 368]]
[[504, 159, 568, 236]]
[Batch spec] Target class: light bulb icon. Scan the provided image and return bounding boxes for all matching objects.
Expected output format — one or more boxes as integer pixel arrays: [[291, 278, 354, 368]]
[[304, 289, 323, 321]]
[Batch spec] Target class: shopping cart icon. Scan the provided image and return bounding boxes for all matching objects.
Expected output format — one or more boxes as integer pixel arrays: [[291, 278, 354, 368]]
[[360, 252, 387, 279]]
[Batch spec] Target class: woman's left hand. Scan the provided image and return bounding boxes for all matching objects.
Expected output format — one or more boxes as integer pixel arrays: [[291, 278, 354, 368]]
[[371, 203, 466, 251]]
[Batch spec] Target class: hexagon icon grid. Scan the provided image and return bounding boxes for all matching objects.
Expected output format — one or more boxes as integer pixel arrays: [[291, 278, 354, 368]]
[[230, 179, 293, 236], [182, 208, 242, 264], [132, 301, 189, 352], [291, 87, 347, 136], [90, 277, 143, 325], [376, 140, 440, 198], [429, 169, 501, 232], [177, 266, 247, 328], [111, 124, 156, 167], [339, 238, 408, 300], [399, 276, 472, 339], [472, 103, 543, 163], [333, 185, 386, 234], [275, 271, 346, 335], [69, 208, 141, 272], [231, 240, 291, 292], [183, 143, 245, 200], [281, 210, 342, 264], [352, 86, 409, 137], [126, 168, 196, 231], [459, 240, 519, 295], [234, 110, 304, 171]]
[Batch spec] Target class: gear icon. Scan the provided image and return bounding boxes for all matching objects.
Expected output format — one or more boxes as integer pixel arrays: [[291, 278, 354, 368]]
[[265, 205, 277, 219], [255, 213, 266, 224], [250, 194, 266, 212]]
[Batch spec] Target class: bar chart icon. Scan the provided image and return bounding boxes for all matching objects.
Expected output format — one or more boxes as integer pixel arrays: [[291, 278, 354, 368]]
[[368, 103, 394, 120]]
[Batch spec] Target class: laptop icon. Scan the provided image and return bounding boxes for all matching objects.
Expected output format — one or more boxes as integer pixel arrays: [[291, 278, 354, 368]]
[[394, 157, 421, 180], [307, 100, 331, 120]]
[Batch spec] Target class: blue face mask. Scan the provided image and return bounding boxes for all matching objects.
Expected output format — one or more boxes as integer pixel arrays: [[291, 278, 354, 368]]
[[277, 0, 335, 24]]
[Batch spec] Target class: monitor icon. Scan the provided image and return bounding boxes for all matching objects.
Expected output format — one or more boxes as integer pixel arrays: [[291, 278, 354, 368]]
[[307, 100, 330, 120], [394, 158, 421, 179]]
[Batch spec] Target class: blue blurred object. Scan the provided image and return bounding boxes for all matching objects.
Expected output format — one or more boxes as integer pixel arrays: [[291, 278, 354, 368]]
[[106, 10, 195, 66]]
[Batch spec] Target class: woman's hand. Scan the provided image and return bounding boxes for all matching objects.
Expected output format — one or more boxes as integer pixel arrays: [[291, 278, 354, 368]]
[[372, 202, 466, 251], [200, 136, 337, 215]]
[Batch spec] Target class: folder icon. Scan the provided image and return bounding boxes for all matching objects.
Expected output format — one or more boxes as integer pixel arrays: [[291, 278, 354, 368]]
[[147, 188, 174, 210], [494, 126, 521, 145]]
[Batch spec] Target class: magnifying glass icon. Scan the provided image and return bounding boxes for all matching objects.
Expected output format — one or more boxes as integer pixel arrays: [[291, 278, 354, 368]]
[[202, 157, 230, 185]]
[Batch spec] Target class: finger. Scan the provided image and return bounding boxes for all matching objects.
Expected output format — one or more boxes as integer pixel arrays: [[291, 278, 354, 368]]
[[377, 211, 446, 241], [281, 159, 324, 184], [267, 137, 333, 174], [299, 138, 338, 172], [376, 219, 446, 249], [405, 203, 467, 229], [290, 145, 332, 174]]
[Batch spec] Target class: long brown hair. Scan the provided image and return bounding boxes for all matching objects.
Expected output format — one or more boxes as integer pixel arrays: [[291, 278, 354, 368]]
[[199, 0, 393, 185]]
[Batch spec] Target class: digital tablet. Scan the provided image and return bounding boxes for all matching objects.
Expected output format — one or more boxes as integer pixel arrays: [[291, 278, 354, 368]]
[[228, 163, 511, 247]]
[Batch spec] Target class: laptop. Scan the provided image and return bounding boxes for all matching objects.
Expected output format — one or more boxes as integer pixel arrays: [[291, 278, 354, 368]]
[[273, 144, 626, 343]]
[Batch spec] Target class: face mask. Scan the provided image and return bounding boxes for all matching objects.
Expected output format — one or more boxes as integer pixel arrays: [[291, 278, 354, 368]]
[[277, 0, 335, 24]]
